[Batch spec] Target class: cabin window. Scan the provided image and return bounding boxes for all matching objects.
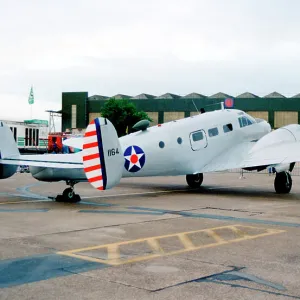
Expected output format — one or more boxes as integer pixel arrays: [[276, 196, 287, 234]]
[[177, 137, 182, 144], [223, 123, 233, 133], [189, 130, 207, 150], [192, 131, 203, 142], [159, 141, 165, 148], [208, 127, 219, 137]]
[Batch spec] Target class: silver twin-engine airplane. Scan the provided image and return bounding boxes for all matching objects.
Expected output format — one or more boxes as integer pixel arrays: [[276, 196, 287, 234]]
[[1, 104, 300, 202]]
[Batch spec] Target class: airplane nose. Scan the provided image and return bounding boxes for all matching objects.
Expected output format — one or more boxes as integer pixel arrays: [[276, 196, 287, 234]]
[[265, 122, 272, 133]]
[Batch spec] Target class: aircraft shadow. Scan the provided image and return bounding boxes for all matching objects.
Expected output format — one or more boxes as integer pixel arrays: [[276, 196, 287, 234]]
[[116, 181, 300, 201]]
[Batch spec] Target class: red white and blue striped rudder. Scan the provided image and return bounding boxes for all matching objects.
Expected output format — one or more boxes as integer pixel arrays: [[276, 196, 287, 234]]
[[82, 117, 123, 191]]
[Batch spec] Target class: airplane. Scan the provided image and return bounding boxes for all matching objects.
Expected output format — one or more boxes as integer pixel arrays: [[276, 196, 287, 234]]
[[1, 103, 300, 203]]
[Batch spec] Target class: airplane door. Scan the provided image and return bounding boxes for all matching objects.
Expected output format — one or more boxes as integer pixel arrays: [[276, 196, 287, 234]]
[[189, 130, 207, 151]]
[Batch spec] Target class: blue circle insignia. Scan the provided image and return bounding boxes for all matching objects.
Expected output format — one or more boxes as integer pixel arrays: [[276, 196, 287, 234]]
[[124, 145, 146, 173]]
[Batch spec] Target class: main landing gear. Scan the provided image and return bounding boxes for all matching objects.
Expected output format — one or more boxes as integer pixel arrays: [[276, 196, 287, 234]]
[[186, 173, 203, 188], [274, 171, 292, 194], [55, 180, 81, 203]]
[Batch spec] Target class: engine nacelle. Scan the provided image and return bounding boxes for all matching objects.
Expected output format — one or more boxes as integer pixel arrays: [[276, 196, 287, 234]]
[[250, 124, 300, 153], [0, 164, 18, 179]]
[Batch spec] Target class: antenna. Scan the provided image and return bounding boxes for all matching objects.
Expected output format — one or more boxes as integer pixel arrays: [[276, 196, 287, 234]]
[[221, 102, 224, 111], [191, 100, 200, 114]]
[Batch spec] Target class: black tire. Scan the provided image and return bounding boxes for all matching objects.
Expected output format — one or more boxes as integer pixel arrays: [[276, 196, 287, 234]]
[[63, 187, 74, 200], [186, 173, 203, 188], [274, 172, 292, 194], [72, 194, 81, 203], [56, 191, 81, 203], [61, 187, 81, 203]]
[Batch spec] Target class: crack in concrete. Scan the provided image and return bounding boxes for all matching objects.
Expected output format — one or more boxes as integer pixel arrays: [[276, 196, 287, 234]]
[[0, 215, 182, 241], [148, 266, 300, 299], [202, 206, 264, 215]]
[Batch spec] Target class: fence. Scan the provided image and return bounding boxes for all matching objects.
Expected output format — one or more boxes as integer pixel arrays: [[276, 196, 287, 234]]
[[226, 163, 300, 176]]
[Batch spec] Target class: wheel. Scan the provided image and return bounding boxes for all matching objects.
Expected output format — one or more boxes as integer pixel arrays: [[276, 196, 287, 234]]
[[63, 187, 74, 200], [274, 172, 292, 194], [186, 173, 203, 188], [61, 188, 81, 203]]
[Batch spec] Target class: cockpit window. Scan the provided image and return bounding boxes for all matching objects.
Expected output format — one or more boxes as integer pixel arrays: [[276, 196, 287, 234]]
[[238, 116, 255, 128]]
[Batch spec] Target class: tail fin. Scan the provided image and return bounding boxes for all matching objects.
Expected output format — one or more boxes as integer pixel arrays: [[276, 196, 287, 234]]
[[0, 121, 19, 178], [82, 118, 123, 190]]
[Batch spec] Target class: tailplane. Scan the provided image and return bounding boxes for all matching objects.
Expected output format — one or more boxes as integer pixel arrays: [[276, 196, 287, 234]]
[[82, 118, 123, 190], [0, 122, 19, 178]]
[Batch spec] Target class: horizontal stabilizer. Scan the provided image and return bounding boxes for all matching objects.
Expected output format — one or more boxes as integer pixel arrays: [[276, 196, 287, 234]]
[[0, 155, 83, 169]]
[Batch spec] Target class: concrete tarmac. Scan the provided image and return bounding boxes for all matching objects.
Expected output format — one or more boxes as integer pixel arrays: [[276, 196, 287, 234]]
[[0, 172, 300, 299]]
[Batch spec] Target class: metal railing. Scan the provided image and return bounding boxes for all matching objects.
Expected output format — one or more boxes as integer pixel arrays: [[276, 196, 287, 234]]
[[226, 162, 300, 176]]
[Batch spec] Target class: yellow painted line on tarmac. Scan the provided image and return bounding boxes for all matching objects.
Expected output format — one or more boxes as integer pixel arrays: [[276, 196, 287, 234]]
[[204, 229, 225, 243], [178, 233, 195, 249], [147, 238, 164, 253], [228, 225, 250, 238], [58, 225, 285, 266]]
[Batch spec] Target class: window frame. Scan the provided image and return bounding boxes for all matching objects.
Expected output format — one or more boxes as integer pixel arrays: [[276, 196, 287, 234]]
[[189, 129, 207, 151]]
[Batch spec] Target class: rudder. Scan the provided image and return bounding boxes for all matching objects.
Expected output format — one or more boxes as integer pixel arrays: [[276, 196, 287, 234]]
[[82, 118, 123, 190]]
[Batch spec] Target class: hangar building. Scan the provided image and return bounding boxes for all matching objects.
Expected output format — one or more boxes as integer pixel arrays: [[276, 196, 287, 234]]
[[61, 91, 300, 132]]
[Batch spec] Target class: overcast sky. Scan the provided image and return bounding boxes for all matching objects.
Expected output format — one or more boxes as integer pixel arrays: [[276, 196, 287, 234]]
[[1, 0, 300, 126]]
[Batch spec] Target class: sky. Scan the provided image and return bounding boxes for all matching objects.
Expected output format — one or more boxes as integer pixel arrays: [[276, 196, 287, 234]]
[[0, 0, 300, 129]]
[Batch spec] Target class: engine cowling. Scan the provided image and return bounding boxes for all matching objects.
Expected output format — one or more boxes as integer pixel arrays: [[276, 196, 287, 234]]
[[0, 164, 18, 179], [249, 124, 300, 173], [250, 124, 300, 153]]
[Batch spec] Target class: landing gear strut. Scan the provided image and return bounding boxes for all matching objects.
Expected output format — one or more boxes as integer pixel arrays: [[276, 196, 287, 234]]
[[186, 173, 203, 188], [274, 171, 292, 194], [56, 180, 81, 203]]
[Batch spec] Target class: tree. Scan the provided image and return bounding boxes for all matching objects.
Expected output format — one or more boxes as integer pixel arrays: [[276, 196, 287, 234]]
[[101, 99, 152, 137]]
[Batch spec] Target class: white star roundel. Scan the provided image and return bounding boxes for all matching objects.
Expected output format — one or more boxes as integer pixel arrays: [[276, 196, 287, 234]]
[[124, 145, 146, 172]]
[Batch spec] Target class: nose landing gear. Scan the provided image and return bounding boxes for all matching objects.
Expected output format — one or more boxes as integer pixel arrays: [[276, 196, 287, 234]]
[[56, 180, 81, 203]]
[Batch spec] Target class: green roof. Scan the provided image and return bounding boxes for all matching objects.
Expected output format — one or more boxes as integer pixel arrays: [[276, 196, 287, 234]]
[[24, 119, 48, 125], [183, 92, 207, 99], [156, 93, 181, 99], [236, 92, 259, 98], [264, 92, 286, 98]]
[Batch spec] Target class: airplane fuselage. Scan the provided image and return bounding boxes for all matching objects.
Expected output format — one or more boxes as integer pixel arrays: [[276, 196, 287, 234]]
[[30, 109, 271, 182]]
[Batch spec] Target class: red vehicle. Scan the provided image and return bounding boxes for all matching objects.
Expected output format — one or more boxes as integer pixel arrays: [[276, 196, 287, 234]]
[[48, 133, 63, 153]]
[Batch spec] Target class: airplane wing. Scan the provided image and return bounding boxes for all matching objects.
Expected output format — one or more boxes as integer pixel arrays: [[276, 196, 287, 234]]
[[240, 142, 300, 169], [200, 142, 256, 173], [0, 154, 83, 169], [201, 125, 300, 173]]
